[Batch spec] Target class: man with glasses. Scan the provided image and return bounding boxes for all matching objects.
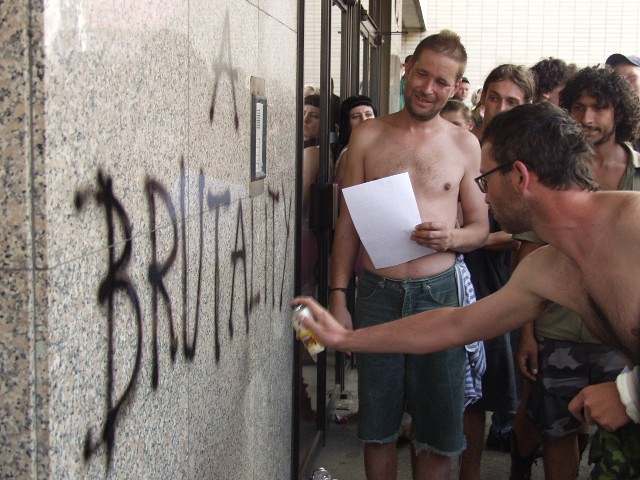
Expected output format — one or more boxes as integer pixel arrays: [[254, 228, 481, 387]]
[[297, 102, 640, 480], [509, 66, 640, 479]]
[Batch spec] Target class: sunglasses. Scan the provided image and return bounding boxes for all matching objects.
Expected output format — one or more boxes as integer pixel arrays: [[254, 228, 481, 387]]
[[474, 162, 514, 193]]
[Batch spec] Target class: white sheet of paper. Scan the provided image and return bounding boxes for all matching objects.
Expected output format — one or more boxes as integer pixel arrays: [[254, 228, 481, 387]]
[[342, 172, 434, 269]]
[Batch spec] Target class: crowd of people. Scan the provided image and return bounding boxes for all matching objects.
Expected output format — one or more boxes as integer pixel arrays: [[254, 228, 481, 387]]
[[298, 28, 640, 480]]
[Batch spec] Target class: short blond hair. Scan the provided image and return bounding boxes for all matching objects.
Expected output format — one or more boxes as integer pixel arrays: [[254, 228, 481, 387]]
[[412, 30, 467, 78]]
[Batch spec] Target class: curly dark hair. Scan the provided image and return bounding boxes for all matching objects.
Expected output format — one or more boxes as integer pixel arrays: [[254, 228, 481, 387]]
[[560, 66, 640, 143], [530, 57, 576, 100]]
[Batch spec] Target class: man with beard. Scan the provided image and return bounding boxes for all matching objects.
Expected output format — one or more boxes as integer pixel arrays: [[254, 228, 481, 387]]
[[510, 67, 640, 479], [298, 102, 640, 480], [329, 30, 488, 480]]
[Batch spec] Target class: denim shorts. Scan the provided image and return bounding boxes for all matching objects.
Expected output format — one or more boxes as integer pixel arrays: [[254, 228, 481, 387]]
[[355, 266, 466, 455]]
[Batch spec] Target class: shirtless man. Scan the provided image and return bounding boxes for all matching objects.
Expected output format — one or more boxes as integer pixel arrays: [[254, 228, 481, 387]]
[[330, 31, 488, 480], [300, 102, 640, 475], [511, 66, 640, 480]]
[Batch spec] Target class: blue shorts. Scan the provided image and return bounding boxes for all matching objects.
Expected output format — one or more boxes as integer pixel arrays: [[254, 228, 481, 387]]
[[355, 267, 466, 455]]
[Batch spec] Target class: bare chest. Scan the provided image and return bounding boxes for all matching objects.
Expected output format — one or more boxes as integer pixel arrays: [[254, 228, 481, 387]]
[[364, 142, 465, 197], [531, 249, 638, 361], [592, 163, 627, 191], [579, 263, 640, 361]]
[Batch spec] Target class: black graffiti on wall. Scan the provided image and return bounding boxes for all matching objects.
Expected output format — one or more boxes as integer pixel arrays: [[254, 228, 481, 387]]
[[209, 11, 239, 131], [75, 161, 292, 472], [75, 172, 143, 472], [145, 176, 179, 388]]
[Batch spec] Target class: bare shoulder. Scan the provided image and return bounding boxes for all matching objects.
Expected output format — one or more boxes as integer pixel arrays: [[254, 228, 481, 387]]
[[510, 244, 585, 310], [349, 115, 393, 146], [620, 191, 640, 219], [516, 244, 561, 269], [441, 120, 480, 162], [451, 122, 480, 150], [598, 191, 640, 237]]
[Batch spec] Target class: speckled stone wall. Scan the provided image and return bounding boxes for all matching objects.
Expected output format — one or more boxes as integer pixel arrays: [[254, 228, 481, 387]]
[[1, 1, 297, 478]]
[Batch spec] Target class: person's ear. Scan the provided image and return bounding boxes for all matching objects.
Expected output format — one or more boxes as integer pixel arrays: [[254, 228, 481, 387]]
[[512, 160, 531, 192]]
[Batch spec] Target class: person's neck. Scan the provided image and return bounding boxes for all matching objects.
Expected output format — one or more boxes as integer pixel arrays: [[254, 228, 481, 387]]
[[530, 188, 604, 263], [398, 108, 441, 133], [592, 137, 625, 167]]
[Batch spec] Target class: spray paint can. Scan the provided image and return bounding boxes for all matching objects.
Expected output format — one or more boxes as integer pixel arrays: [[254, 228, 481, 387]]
[[291, 304, 324, 356]]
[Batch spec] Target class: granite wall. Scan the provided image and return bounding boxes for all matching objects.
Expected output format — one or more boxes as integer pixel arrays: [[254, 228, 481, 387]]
[[1, 0, 297, 478]]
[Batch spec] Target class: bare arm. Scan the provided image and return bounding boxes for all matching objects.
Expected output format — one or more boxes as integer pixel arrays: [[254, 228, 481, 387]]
[[450, 137, 489, 251], [329, 129, 368, 326], [296, 257, 545, 354], [482, 230, 520, 252]]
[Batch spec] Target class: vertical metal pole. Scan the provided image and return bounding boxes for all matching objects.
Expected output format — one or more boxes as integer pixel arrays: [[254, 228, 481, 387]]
[[292, 0, 304, 477], [317, 0, 332, 443], [370, 43, 380, 110], [319, 0, 332, 186], [351, 4, 361, 95], [362, 38, 370, 95], [378, 0, 392, 115], [340, 8, 350, 99], [336, 6, 350, 392]]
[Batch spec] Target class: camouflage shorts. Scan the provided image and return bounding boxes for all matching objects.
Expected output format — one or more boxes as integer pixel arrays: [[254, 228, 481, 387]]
[[589, 423, 640, 479], [526, 338, 627, 438]]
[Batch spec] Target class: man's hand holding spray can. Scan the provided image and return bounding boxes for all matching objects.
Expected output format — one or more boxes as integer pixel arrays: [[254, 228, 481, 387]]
[[291, 304, 324, 358]]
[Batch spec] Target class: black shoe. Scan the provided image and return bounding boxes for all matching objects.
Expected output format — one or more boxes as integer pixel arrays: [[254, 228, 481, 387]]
[[486, 429, 501, 450], [486, 430, 512, 452]]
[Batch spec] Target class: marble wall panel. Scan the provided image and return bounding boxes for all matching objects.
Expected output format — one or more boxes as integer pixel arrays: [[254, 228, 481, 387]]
[[3, 0, 298, 477], [257, 11, 298, 181], [46, 227, 190, 479], [258, 0, 297, 33], [29, 269, 51, 480], [1, 0, 30, 270], [0, 268, 33, 478], [43, 0, 190, 269], [187, 0, 257, 188]]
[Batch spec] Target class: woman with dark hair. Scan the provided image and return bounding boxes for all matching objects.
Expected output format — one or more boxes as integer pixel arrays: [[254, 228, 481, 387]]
[[334, 95, 376, 185]]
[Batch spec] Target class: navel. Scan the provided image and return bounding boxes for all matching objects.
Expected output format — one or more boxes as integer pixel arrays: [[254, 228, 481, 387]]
[[444, 182, 452, 191]]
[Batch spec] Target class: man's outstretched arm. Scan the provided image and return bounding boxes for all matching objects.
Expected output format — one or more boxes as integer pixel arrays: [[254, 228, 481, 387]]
[[295, 268, 545, 355]]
